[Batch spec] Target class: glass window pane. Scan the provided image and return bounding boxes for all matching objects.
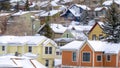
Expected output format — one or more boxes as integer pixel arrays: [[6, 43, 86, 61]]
[[45, 47, 48, 54], [83, 52, 90, 62], [28, 46, 32, 52], [49, 47, 52, 54], [72, 52, 76, 61], [97, 55, 101, 61]]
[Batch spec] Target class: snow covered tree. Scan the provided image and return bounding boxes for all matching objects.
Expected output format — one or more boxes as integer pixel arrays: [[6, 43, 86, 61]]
[[103, 1, 120, 43]]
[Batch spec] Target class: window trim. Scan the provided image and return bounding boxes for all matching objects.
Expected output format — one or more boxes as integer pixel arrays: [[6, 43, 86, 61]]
[[72, 51, 77, 62], [99, 34, 103, 40], [28, 46, 32, 52], [92, 34, 97, 40], [106, 54, 111, 62], [82, 52, 91, 62], [45, 59, 49, 67], [2, 46, 5, 51], [96, 54, 102, 62], [45, 47, 52, 54]]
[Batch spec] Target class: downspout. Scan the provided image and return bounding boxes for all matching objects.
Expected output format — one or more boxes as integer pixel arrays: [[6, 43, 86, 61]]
[[77, 50, 80, 68], [93, 51, 94, 67], [116, 53, 119, 68]]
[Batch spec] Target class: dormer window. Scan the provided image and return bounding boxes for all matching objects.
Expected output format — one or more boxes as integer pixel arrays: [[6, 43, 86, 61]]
[[45, 47, 52, 54]]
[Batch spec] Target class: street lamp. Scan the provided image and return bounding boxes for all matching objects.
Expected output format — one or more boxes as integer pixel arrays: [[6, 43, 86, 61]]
[[30, 15, 35, 35]]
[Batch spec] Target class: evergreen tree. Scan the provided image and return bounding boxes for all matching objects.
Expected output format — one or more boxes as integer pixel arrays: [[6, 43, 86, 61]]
[[16, 2, 19, 12], [103, 1, 120, 43], [43, 23, 52, 38], [0, 1, 11, 11], [38, 13, 53, 38], [25, 0, 29, 11]]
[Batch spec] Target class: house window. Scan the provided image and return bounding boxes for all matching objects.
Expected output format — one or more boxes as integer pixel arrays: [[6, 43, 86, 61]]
[[72, 52, 77, 61], [2, 46, 5, 51], [106, 55, 111, 61], [83, 52, 90, 62], [56, 51, 61, 55], [45, 60, 49, 66], [99, 34, 103, 40], [97, 55, 102, 62], [45, 47, 52, 54], [92, 34, 97, 40], [28, 46, 32, 52], [67, 33, 69, 38], [49, 47, 52, 54]]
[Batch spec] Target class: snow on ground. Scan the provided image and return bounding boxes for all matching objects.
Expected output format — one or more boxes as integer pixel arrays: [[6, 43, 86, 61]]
[[12, 10, 29, 16], [0, 55, 47, 68], [55, 59, 62, 66]]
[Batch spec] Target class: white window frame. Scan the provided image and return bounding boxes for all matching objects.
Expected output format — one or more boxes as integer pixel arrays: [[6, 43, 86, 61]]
[[2, 46, 5, 51], [96, 54, 102, 62], [82, 52, 91, 62], [92, 34, 97, 40], [72, 51, 77, 62], [28, 46, 32, 52], [45, 47, 52, 54], [45, 59, 49, 67], [106, 54, 111, 62]]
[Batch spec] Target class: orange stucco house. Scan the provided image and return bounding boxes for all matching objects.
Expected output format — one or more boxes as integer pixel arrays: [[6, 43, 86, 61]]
[[60, 40, 120, 67]]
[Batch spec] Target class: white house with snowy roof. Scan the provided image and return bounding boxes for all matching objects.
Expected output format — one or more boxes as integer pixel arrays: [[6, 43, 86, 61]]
[[60, 40, 120, 67]]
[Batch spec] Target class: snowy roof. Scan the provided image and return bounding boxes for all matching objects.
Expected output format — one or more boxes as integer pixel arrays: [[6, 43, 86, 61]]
[[0, 13, 11, 16], [61, 4, 90, 17], [50, 22, 92, 34], [98, 21, 104, 28], [87, 40, 106, 52], [0, 36, 56, 47], [51, 1, 58, 6], [38, 1, 49, 7], [75, 4, 91, 10], [23, 53, 38, 59], [68, 25, 92, 32], [0, 55, 47, 68], [10, 0, 25, 3], [40, 10, 61, 17], [103, 0, 120, 6], [50, 24, 67, 33], [54, 38, 74, 42], [25, 36, 47, 46], [12, 11, 29, 16], [0, 36, 16, 45], [61, 40, 120, 54], [29, 2, 36, 8], [61, 0, 73, 4], [60, 41, 85, 50], [94, 7, 108, 11], [70, 30, 87, 40]]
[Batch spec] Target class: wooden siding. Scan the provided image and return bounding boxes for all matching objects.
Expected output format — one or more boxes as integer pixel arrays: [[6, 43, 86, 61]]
[[80, 43, 93, 66], [94, 52, 103, 67], [62, 51, 78, 66], [103, 54, 117, 67]]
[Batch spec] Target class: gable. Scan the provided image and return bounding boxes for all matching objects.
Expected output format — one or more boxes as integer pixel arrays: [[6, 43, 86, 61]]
[[88, 22, 103, 35], [61, 30, 74, 38], [80, 42, 94, 52]]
